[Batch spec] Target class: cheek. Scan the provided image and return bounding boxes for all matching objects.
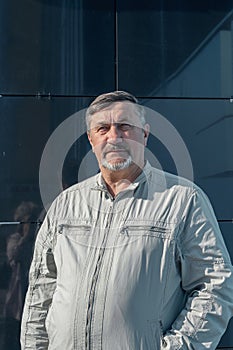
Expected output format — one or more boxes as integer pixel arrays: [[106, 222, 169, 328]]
[[92, 141, 106, 157], [126, 133, 145, 149], [89, 134, 105, 148]]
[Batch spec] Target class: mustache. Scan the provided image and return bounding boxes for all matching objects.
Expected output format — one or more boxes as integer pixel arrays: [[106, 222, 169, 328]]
[[103, 144, 130, 155]]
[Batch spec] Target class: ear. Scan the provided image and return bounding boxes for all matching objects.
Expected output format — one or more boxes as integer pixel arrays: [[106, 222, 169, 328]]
[[143, 124, 150, 146], [87, 132, 94, 153]]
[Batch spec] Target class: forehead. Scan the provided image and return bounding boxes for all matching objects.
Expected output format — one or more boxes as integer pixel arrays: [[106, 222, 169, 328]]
[[90, 101, 142, 127]]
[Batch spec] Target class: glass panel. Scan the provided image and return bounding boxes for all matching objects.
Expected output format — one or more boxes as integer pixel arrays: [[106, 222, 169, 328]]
[[0, 96, 93, 221], [219, 310, 233, 348], [118, 1, 233, 97], [218, 223, 233, 348], [0, 222, 39, 350], [0, 0, 115, 95], [0, 93, 93, 348], [0, 96, 232, 219], [143, 98, 233, 219]]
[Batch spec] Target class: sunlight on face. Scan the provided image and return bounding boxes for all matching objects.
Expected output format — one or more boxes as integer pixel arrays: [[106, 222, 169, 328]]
[[87, 102, 149, 172]]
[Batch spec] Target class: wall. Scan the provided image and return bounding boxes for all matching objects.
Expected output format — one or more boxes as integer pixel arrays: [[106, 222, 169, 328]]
[[0, 1, 232, 349]]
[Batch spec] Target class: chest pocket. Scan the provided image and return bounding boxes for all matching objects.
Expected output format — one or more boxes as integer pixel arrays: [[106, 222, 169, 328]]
[[120, 225, 172, 239], [119, 221, 173, 240], [58, 222, 94, 244]]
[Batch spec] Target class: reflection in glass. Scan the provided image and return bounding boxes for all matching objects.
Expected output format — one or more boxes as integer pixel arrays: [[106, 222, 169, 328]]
[[2, 202, 41, 350], [118, 2, 233, 97]]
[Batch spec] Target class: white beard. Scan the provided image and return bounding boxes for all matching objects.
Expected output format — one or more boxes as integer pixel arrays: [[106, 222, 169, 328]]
[[102, 156, 132, 171]]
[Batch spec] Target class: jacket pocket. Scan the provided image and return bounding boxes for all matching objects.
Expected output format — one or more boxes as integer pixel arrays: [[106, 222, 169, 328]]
[[120, 224, 172, 239], [58, 223, 93, 243]]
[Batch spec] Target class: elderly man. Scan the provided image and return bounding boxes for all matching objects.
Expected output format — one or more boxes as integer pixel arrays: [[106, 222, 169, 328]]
[[21, 91, 233, 349]]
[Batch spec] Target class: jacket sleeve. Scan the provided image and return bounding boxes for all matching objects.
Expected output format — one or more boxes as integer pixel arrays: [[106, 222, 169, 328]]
[[162, 188, 233, 350], [20, 209, 57, 350]]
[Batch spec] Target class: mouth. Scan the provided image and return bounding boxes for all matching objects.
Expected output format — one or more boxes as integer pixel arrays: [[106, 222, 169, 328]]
[[104, 146, 129, 154], [104, 149, 129, 158], [103, 149, 130, 164], [106, 149, 127, 153]]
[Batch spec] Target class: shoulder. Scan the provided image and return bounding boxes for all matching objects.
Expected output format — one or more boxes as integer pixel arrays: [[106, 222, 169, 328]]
[[47, 173, 99, 211], [147, 165, 196, 193], [63, 173, 99, 194], [147, 165, 210, 208]]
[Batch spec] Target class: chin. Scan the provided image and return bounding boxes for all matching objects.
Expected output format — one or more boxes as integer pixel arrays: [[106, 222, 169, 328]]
[[102, 157, 132, 171]]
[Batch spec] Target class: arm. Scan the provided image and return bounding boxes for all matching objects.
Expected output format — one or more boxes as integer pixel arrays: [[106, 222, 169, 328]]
[[163, 188, 233, 349], [20, 213, 57, 350]]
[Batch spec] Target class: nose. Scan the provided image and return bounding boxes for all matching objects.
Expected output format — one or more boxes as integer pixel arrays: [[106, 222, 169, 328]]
[[107, 124, 122, 143]]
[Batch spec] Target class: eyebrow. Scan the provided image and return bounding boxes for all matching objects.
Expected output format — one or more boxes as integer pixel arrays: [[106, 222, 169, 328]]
[[91, 117, 132, 127]]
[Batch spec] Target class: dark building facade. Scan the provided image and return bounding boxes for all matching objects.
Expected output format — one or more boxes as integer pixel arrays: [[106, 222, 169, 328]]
[[0, 1, 233, 349]]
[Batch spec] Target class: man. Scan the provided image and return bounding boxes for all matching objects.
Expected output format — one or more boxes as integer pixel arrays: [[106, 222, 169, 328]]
[[21, 91, 233, 349]]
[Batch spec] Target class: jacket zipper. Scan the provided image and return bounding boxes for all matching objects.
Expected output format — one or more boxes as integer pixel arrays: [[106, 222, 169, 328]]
[[58, 223, 91, 233], [85, 204, 114, 350], [121, 225, 169, 237]]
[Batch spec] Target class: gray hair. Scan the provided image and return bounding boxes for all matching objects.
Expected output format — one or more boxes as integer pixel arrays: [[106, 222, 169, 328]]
[[86, 91, 146, 131]]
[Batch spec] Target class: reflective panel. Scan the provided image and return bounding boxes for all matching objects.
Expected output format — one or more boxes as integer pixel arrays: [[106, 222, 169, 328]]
[[0, 0, 115, 95], [0, 222, 39, 350], [118, 1, 233, 97], [218, 223, 233, 348], [0, 96, 232, 219], [0, 96, 92, 221], [143, 98, 233, 219]]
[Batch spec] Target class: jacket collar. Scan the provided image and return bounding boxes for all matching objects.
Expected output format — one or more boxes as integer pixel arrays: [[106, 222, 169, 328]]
[[91, 161, 152, 194]]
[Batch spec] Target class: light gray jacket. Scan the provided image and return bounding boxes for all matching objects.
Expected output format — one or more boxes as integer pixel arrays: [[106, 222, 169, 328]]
[[21, 163, 233, 349]]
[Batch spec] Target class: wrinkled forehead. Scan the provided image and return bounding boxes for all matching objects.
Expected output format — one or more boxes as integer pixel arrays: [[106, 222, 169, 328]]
[[89, 101, 143, 128]]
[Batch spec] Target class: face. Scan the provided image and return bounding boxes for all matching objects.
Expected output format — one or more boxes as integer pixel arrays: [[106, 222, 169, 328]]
[[87, 101, 149, 172]]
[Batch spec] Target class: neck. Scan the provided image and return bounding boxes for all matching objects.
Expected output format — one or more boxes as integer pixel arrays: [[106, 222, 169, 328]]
[[100, 162, 144, 197]]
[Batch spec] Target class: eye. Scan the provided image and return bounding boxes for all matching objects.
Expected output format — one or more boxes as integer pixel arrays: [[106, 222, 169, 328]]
[[119, 123, 133, 131], [96, 125, 109, 134]]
